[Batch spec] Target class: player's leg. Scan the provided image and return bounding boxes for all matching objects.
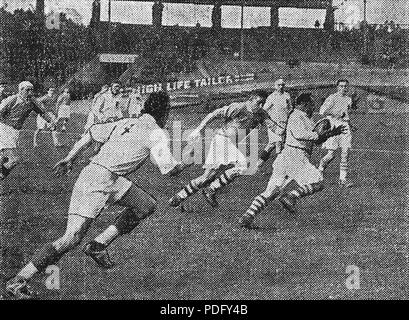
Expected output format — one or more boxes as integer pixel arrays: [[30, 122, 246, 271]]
[[169, 168, 218, 207], [51, 129, 63, 147], [84, 183, 157, 268], [318, 130, 338, 174], [6, 215, 92, 299], [202, 165, 245, 208], [239, 153, 287, 228], [278, 157, 324, 213], [1, 148, 20, 180], [339, 129, 353, 187], [33, 128, 41, 148], [239, 175, 286, 229], [60, 117, 68, 132], [201, 134, 250, 207]]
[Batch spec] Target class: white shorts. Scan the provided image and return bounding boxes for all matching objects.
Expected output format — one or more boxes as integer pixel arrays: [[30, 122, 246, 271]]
[[266, 146, 323, 189], [203, 134, 247, 170], [322, 118, 352, 150], [58, 105, 71, 119], [68, 163, 132, 219], [0, 122, 19, 150], [36, 113, 55, 130], [267, 128, 283, 144]]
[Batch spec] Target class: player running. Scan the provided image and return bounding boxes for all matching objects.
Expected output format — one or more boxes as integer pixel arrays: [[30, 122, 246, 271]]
[[56, 88, 71, 132], [5, 91, 184, 299], [318, 79, 357, 187], [169, 89, 279, 209], [239, 93, 346, 229], [127, 88, 144, 118], [33, 86, 62, 148], [0, 81, 56, 180], [257, 78, 292, 167]]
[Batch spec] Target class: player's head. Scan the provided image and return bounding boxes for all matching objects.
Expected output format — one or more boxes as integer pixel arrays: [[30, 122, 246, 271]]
[[274, 78, 285, 93], [110, 81, 121, 95], [142, 91, 170, 128], [63, 88, 69, 94], [47, 86, 56, 96], [18, 81, 34, 99], [248, 89, 268, 111], [336, 79, 349, 95], [295, 92, 315, 117]]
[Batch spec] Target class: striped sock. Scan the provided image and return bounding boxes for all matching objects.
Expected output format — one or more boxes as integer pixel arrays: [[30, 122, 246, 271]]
[[209, 169, 239, 192], [289, 183, 323, 199], [246, 195, 268, 218], [178, 181, 200, 199]]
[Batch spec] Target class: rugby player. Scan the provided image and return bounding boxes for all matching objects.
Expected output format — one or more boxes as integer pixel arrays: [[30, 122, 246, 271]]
[[56, 88, 71, 132], [33, 86, 62, 148], [239, 93, 346, 229], [6, 91, 184, 299], [318, 79, 357, 187], [0, 81, 56, 180], [169, 89, 279, 209], [257, 78, 292, 167]]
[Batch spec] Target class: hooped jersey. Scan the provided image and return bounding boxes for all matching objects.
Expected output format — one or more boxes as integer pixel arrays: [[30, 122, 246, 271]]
[[319, 93, 352, 121], [89, 114, 178, 176], [0, 94, 45, 130]]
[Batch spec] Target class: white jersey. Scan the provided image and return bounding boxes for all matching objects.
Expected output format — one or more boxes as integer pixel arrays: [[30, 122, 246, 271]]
[[127, 92, 144, 117], [263, 91, 291, 135], [89, 115, 178, 176], [92, 90, 123, 122], [319, 93, 352, 121]]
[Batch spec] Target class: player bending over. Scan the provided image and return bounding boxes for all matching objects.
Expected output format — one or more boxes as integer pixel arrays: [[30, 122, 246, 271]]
[[0, 81, 56, 180], [239, 93, 346, 229], [169, 89, 279, 209], [6, 92, 185, 299]]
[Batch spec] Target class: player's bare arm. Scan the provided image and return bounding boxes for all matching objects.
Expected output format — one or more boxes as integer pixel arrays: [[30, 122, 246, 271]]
[[53, 133, 93, 176], [189, 107, 225, 140]]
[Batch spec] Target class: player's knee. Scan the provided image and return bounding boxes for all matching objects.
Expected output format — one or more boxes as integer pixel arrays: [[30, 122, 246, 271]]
[[261, 186, 280, 201]]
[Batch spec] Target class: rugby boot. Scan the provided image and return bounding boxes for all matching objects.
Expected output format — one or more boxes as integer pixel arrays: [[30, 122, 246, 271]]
[[202, 187, 219, 208], [6, 276, 33, 300], [278, 193, 297, 214], [83, 241, 115, 269], [339, 179, 354, 188], [168, 194, 184, 207], [238, 213, 257, 229]]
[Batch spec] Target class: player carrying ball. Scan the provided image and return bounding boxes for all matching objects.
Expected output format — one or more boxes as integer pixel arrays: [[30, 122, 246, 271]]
[[239, 93, 346, 229], [5, 92, 185, 299]]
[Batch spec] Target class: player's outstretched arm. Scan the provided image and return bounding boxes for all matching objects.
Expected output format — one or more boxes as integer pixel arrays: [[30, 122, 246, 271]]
[[53, 133, 93, 176], [188, 107, 226, 141]]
